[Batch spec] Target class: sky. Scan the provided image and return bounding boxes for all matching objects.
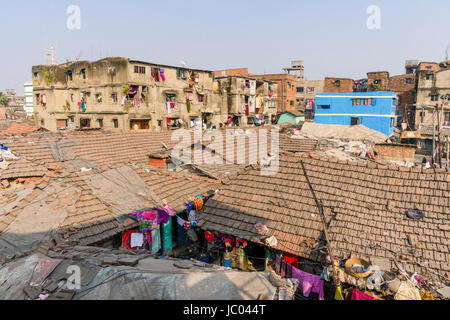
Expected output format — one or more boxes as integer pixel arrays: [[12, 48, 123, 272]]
[[1, 0, 449, 95]]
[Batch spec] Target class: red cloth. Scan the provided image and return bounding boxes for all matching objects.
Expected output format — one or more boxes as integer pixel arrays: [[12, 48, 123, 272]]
[[283, 253, 300, 269], [204, 231, 214, 242], [350, 289, 374, 300], [122, 230, 138, 250]]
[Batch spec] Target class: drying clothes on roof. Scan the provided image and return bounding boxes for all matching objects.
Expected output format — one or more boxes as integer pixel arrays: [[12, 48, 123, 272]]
[[334, 286, 344, 300], [130, 232, 144, 248], [194, 196, 203, 211], [350, 289, 374, 300], [265, 236, 278, 247], [133, 210, 159, 232], [152, 207, 170, 224], [162, 204, 176, 216], [291, 267, 324, 300], [204, 231, 215, 242], [283, 253, 300, 269]]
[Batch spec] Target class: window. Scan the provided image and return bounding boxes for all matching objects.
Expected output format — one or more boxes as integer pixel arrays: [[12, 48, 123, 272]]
[[198, 94, 205, 103], [431, 95, 439, 101], [97, 118, 103, 128], [70, 94, 74, 102], [35, 94, 40, 104], [362, 98, 376, 105], [112, 119, 119, 128], [290, 100, 294, 107], [80, 118, 91, 128], [177, 69, 186, 79], [352, 99, 361, 106], [56, 119, 68, 130], [405, 78, 414, 84], [297, 87, 304, 93], [306, 87, 315, 94], [80, 69, 86, 79], [333, 80, 341, 87], [67, 70, 73, 81], [426, 66, 432, 70], [426, 74, 433, 80], [111, 93, 118, 104], [351, 117, 360, 126], [373, 79, 381, 84], [317, 105, 330, 109], [134, 66, 146, 74], [130, 119, 150, 130], [95, 94, 102, 104], [33, 72, 40, 80]]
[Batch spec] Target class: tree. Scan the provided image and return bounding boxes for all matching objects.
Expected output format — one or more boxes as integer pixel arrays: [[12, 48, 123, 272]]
[[0, 91, 8, 107]]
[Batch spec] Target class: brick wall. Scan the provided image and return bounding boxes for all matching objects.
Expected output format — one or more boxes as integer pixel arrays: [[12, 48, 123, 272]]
[[323, 77, 354, 93], [367, 71, 389, 91], [373, 143, 417, 162], [254, 74, 297, 113]]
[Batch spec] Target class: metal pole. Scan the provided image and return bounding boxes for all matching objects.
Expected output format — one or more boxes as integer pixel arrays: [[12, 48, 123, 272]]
[[433, 107, 436, 165], [437, 103, 443, 168], [447, 135, 449, 169], [300, 160, 339, 286]]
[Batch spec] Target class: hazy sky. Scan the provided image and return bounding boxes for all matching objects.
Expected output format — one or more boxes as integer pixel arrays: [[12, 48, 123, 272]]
[[1, 0, 449, 94]]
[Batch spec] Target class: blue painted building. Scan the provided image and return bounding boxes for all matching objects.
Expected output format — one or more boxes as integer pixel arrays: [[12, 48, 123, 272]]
[[314, 92, 397, 136]]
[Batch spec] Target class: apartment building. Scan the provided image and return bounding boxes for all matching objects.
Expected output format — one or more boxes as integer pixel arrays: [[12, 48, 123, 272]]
[[296, 80, 324, 119], [215, 75, 278, 126], [32, 57, 226, 132]]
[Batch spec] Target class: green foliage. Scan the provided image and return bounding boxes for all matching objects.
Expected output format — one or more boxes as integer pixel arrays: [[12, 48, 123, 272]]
[[122, 85, 130, 95], [42, 69, 55, 85], [0, 91, 8, 106], [62, 100, 71, 111], [124, 104, 133, 113]]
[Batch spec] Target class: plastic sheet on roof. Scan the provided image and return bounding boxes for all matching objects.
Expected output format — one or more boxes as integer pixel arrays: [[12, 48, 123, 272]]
[[74, 258, 277, 300]]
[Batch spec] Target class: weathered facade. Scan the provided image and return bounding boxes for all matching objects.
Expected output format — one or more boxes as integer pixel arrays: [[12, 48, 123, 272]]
[[216, 75, 278, 126], [32, 57, 227, 132], [415, 68, 450, 130], [295, 80, 324, 119], [388, 74, 416, 129], [252, 74, 297, 114]]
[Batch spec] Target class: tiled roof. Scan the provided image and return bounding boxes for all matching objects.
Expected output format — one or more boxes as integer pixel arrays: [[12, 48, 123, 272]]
[[199, 152, 450, 277], [0, 122, 41, 135], [136, 168, 220, 212], [0, 158, 47, 180]]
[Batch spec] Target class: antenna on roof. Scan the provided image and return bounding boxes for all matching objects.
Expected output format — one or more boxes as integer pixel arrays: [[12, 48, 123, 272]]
[[446, 45, 449, 61], [181, 61, 186, 68], [46, 45, 56, 65]]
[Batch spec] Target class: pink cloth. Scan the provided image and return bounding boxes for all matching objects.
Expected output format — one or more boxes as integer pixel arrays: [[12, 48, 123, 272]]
[[163, 204, 176, 216], [350, 289, 374, 300], [141, 211, 157, 220], [291, 267, 324, 300]]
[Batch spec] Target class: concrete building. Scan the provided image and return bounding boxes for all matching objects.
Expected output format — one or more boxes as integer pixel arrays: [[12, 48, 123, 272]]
[[24, 82, 34, 116], [296, 80, 324, 119], [314, 91, 397, 136], [215, 75, 278, 126], [32, 57, 226, 132], [214, 68, 293, 115], [252, 74, 297, 114], [388, 73, 416, 129], [415, 67, 450, 130]]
